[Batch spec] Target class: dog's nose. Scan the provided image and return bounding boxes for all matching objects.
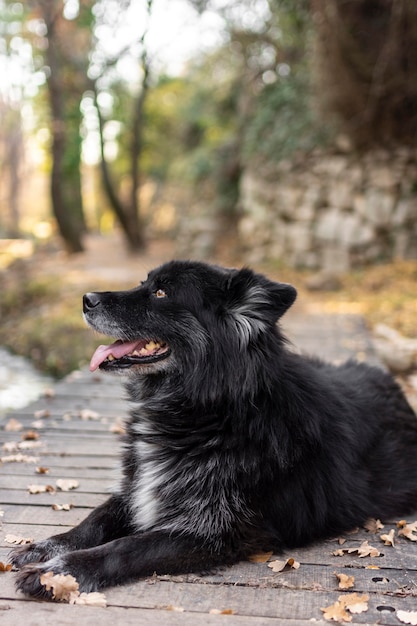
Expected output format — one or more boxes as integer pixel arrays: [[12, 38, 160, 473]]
[[83, 293, 102, 312]]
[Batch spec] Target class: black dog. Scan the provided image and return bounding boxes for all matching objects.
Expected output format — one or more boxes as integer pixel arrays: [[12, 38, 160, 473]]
[[11, 260, 417, 599]]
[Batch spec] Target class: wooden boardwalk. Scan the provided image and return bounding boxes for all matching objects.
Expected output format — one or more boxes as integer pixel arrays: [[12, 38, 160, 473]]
[[1, 313, 417, 625]]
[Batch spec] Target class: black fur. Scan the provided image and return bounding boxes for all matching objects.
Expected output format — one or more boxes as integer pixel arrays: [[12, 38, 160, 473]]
[[11, 260, 417, 599]]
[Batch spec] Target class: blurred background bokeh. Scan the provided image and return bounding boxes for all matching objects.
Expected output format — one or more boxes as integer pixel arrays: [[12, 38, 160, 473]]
[[1, 0, 417, 411]]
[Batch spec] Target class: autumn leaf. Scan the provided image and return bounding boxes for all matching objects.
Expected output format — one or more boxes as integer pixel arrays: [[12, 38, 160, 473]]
[[333, 540, 380, 558], [109, 420, 126, 435], [40, 572, 79, 602], [165, 605, 185, 612], [34, 409, 50, 419], [363, 518, 384, 533], [209, 609, 235, 615], [72, 592, 107, 607], [56, 479, 79, 492], [0, 453, 39, 463], [79, 409, 100, 421], [5, 534, 33, 545], [397, 609, 417, 625], [398, 521, 417, 542], [342, 593, 369, 614], [4, 418, 23, 432], [22, 430, 40, 441], [335, 572, 355, 590], [268, 557, 300, 573], [321, 600, 352, 622], [380, 529, 395, 546], [52, 503, 73, 511], [248, 551, 273, 563], [35, 466, 50, 474], [0, 563, 12, 572], [28, 484, 55, 494]]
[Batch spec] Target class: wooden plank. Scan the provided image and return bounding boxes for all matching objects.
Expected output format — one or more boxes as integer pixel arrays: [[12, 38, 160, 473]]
[[0, 464, 118, 480], [1, 503, 92, 526], [1, 490, 107, 507], [0, 476, 113, 493]]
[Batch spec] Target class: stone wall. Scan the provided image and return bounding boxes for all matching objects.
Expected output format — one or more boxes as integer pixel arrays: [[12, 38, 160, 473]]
[[238, 149, 417, 272]]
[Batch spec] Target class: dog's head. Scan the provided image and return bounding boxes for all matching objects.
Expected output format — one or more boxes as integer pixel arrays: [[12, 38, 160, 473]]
[[83, 261, 296, 396]]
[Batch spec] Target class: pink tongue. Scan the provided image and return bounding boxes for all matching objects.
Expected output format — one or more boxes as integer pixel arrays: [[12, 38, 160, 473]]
[[89, 339, 141, 372]]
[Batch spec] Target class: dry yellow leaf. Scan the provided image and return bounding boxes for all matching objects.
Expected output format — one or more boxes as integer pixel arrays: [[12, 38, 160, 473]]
[[335, 572, 355, 590], [248, 551, 273, 563], [52, 503, 73, 511], [268, 557, 300, 573], [72, 592, 107, 607], [5, 534, 33, 545], [22, 430, 40, 441], [4, 418, 23, 432], [363, 518, 384, 533], [165, 605, 185, 612], [209, 609, 235, 615], [56, 479, 79, 492], [380, 529, 395, 546], [40, 572, 79, 602], [398, 521, 417, 542], [27, 484, 55, 494], [342, 593, 369, 614], [397, 609, 417, 625], [0, 453, 39, 463], [0, 562, 12, 572], [33, 409, 50, 419], [35, 466, 50, 474], [321, 600, 352, 622]]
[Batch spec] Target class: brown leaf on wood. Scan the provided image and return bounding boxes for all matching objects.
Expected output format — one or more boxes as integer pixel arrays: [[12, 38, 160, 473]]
[[248, 551, 273, 563], [398, 521, 417, 542], [209, 609, 235, 615], [40, 572, 79, 602], [363, 518, 384, 533], [109, 420, 126, 435], [321, 600, 352, 622], [335, 572, 355, 590], [342, 592, 369, 614], [56, 479, 79, 492], [397, 609, 417, 625], [22, 430, 40, 441], [52, 503, 73, 511], [28, 484, 55, 494], [79, 409, 100, 421], [333, 540, 380, 558], [0, 562, 12, 572], [72, 592, 107, 607], [267, 557, 300, 573], [5, 534, 33, 545], [380, 529, 395, 546], [34, 409, 50, 419], [4, 418, 23, 432], [0, 453, 39, 463], [165, 605, 185, 612], [35, 466, 50, 474]]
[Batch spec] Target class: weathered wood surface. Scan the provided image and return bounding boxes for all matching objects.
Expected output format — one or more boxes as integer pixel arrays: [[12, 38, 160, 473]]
[[1, 312, 417, 625]]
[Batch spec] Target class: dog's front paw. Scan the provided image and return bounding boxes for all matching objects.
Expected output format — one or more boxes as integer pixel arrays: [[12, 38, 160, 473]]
[[10, 538, 67, 569], [15, 563, 57, 601]]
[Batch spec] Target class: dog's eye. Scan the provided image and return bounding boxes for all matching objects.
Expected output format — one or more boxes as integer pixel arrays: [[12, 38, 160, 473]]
[[155, 289, 167, 298]]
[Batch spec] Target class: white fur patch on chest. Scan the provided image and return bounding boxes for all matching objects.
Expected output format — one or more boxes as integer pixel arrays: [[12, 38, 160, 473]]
[[129, 440, 169, 530]]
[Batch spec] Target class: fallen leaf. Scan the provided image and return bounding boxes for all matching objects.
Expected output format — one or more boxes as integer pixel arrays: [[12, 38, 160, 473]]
[[56, 479, 79, 492], [342, 592, 369, 614], [35, 466, 50, 474], [398, 521, 417, 542], [72, 592, 107, 607], [248, 551, 273, 563], [397, 609, 417, 625], [165, 605, 185, 612], [209, 609, 235, 615], [0, 562, 12, 572], [338, 537, 346, 545], [79, 409, 100, 421], [27, 484, 55, 494], [365, 565, 380, 570], [52, 503, 73, 511], [0, 453, 39, 463], [268, 557, 300, 573], [22, 430, 40, 441], [31, 420, 45, 429], [109, 420, 126, 435], [380, 529, 395, 546], [18, 440, 43, 450], [321, 600, 352, 622], [40, 572, 79, 602], [34, 409, 50, 419], [334, 540, 380, 558], [44, 388, 55, 398], [363, 518, 384, 533], [5, 534, 33, 545], [335, 572, 355, 590], [4, 418, 23, 432]]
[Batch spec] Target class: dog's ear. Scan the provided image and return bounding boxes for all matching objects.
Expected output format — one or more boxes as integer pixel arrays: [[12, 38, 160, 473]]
[[225, 268, 296, 342]]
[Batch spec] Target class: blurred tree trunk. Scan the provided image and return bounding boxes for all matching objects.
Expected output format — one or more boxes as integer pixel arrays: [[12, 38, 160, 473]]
[[93, 0, 153, 253], [37, 1, 92, 253], [311, 0, 417, 148]]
